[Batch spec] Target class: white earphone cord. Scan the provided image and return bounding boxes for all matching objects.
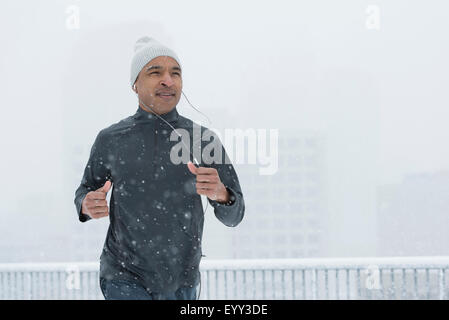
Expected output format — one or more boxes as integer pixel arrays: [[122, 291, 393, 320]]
[[137, 96, 204, 165]]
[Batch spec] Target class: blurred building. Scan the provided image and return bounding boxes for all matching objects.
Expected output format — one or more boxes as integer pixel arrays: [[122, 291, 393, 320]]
[[229, 129, 329, 259], [377, 171, 449, 256]]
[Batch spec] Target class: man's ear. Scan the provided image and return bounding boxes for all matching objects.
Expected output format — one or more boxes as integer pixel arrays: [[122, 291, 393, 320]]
[[133, 75, 140, 93]]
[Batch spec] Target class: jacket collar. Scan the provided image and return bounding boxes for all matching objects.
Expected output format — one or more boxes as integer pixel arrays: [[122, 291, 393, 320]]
[[133, 105, 179, 123]]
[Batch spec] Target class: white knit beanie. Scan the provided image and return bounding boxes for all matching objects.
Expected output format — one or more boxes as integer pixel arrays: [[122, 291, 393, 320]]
[[130, 36, 182, 87]]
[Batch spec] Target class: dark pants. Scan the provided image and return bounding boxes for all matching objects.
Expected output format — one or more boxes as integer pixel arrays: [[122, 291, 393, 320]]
[[100, 278, 198, 300]]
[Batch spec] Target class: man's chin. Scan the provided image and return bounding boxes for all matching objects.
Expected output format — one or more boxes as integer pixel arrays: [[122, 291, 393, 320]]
[[142, 103, 176, 115]]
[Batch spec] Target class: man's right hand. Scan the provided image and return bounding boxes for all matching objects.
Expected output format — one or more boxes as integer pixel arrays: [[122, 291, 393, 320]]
[[81, 180, 112, 219]]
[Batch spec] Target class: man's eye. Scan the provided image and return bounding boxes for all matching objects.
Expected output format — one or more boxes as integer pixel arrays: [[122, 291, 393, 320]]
[[149, 71, 180, 76]]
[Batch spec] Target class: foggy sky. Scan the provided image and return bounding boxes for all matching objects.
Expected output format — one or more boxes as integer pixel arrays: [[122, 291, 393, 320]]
[[1, 0, 448, 261]]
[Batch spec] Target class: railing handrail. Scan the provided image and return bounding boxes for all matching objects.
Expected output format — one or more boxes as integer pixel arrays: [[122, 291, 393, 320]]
[[1, 256, 449, 272], [200, 256, 449, 270]]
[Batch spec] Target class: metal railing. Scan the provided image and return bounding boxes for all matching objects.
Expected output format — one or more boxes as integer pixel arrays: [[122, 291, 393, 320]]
[[1, 256, 448, 300]]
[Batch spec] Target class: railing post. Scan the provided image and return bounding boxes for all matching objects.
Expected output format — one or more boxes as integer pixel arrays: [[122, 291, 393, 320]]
[[390, 268, 395, 299], [336, 269, 340, 300], [402, 269, 407, 299], [291, 269, 296, 300], [413, 269, 418, 299], [252, 270, 256, 300], [206, 270, 210, 300], [25, 272, 32, 300], [262, 270, 266, 300], [281, 270, 286, 299], [346, 269, 350, 300], [325, 269, 329, 300], [439, 268, 445, 300], [215, 270, 219, 300], [380, 269, 384, 300], [311, 269, 317, 300], [233, 270, 237, 299], [302, 269, 306, 299], [357, 269, 361, 300], [242, 270, 247, 300]]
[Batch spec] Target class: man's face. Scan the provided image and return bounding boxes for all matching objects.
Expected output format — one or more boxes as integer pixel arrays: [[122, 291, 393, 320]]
[[134, 56, 182, 115]]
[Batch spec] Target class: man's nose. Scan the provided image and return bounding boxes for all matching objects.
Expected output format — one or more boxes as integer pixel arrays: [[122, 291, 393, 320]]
[[160, 73, 175, 87]]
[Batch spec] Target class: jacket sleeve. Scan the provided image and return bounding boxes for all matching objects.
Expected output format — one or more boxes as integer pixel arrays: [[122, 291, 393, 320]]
[[202, 130, 245, 227], [74, 129, 112, 223]]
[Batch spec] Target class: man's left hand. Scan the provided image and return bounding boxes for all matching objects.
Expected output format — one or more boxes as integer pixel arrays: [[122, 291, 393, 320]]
[[187, 161, 230, 203]]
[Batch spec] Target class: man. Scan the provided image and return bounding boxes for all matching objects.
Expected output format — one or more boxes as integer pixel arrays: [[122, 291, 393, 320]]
[[74, 36, 245, 300]]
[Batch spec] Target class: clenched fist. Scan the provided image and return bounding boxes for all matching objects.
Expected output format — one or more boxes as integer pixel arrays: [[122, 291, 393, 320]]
[[187, 161, 230, 203], [81, 180, 112, 219]]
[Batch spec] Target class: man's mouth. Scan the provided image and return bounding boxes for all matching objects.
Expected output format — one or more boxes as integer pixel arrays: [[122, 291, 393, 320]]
[[156, 93, 175, 101]]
